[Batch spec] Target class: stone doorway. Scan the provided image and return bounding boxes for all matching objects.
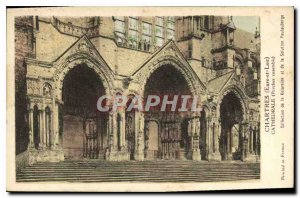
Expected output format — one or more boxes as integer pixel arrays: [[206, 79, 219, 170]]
[[219, 92, 244, 161], [62, 64, 107, 159], [143, 64, 193, 160]]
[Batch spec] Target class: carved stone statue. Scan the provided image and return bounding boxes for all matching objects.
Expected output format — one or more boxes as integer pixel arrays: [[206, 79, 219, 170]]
[[43, 83, 52, 97]]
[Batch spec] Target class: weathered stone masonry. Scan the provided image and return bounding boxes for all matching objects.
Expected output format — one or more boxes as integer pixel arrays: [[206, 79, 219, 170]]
[[15, 16, 260, 164]]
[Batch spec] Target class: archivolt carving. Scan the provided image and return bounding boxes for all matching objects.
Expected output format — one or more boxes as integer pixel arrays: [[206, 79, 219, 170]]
[[51, 35, 115, 100], [53, 55, 114, 101], [134, 55, 204, 97], [216, 85, 249, 121]]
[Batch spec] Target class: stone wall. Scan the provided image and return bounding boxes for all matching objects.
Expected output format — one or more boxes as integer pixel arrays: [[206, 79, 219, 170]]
[[35, 20, 78, 62], [15, 16, 261, 163], [15, 17, 34, 154]]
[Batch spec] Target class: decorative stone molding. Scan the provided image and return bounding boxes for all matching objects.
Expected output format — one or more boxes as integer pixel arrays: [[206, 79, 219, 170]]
[[52, 35, 115, 101], [217, 84, 249, 122], [134, 57, 201, 97], [54, 55, 114, 101], [51, 17, 100, 38], [27, 78, 41, 96], [131, 41, 206, 97]]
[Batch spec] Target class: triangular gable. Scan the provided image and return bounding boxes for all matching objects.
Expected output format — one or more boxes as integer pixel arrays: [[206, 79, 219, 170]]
[[207, 71, 234, 93], [222, 72, 246, 93], [131, 40, 173, 75], [53, 35, 113, 74], [207, 71, 246, 96], [131, 40, 206, 91]]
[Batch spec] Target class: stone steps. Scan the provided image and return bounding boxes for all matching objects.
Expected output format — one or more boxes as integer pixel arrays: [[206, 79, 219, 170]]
[[17, 160, 260, 182]]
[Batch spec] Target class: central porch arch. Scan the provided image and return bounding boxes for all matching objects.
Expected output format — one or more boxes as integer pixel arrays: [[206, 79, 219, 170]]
[[143, 64, 195, 160]]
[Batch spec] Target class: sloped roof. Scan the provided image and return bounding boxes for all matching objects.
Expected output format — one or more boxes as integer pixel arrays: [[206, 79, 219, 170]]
[[234, 29, 256, 50], [206, 71, 235, 93]]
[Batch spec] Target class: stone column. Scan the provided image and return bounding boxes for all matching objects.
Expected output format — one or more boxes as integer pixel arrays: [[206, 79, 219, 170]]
[[52, 98, 60, 149], [241, 122, 256, 162], [187, 119, 193, 154], [48, 108, 53, 148], [250, 123, 259, 162], [118, 113, 123, 149], [191, 117, 195, 135], [244, 123, 250, 157], [105, 115, 109, 149], [206, 118, 217, 161], [58, 103, 63, 146], [109, 111, 116, 150], [119, 110, 130, 160], [191, 116, 201, 161], [28, 107, 34, 149], [253, 126, 257, 155], [134, 111, 144, 161], [240, 123, 245, 161], [27, 103, 36, 165], [208, 119, 222, 161], [106, 111, 130, 161], [106, 111, 115, 160], [249, 126, 253, 154], [216, 121, 221, 154], [144, 122, 149, 159], [38, 109, 44, 149], [120, 111, 126, 150], [122, 110, 128, 151], [256, 124, 261, 159], [212, 122, 216, 153], [111, 112, 119, 151], [105, 115, 110, 158], [206, 117, 211, 160], [43, 107, 47, 147]]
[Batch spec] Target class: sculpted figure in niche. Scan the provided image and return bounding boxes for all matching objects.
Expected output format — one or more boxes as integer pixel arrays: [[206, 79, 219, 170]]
[[43, 83, 52, 97]]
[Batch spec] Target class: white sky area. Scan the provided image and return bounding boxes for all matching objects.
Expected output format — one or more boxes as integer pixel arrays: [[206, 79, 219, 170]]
[[232, 16, 260, 33]]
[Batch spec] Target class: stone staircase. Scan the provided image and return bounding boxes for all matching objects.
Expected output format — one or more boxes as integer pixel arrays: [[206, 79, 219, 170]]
[[17, 160, 260, 182]]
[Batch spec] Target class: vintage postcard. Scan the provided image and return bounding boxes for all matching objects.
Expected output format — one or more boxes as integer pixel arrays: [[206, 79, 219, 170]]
[[6, 7, 294, 192]]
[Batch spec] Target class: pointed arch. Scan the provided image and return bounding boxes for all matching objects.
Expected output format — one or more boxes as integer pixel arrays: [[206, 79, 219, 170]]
[[217, 85, 248, 121], [54, 56, 114, 101], [132, 41, 206, 97], [138, 57, 203, 97], [52, 35, 114, 101]]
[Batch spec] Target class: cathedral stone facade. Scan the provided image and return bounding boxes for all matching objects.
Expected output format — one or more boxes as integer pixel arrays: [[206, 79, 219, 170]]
[[15, 16, 260, 165]]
